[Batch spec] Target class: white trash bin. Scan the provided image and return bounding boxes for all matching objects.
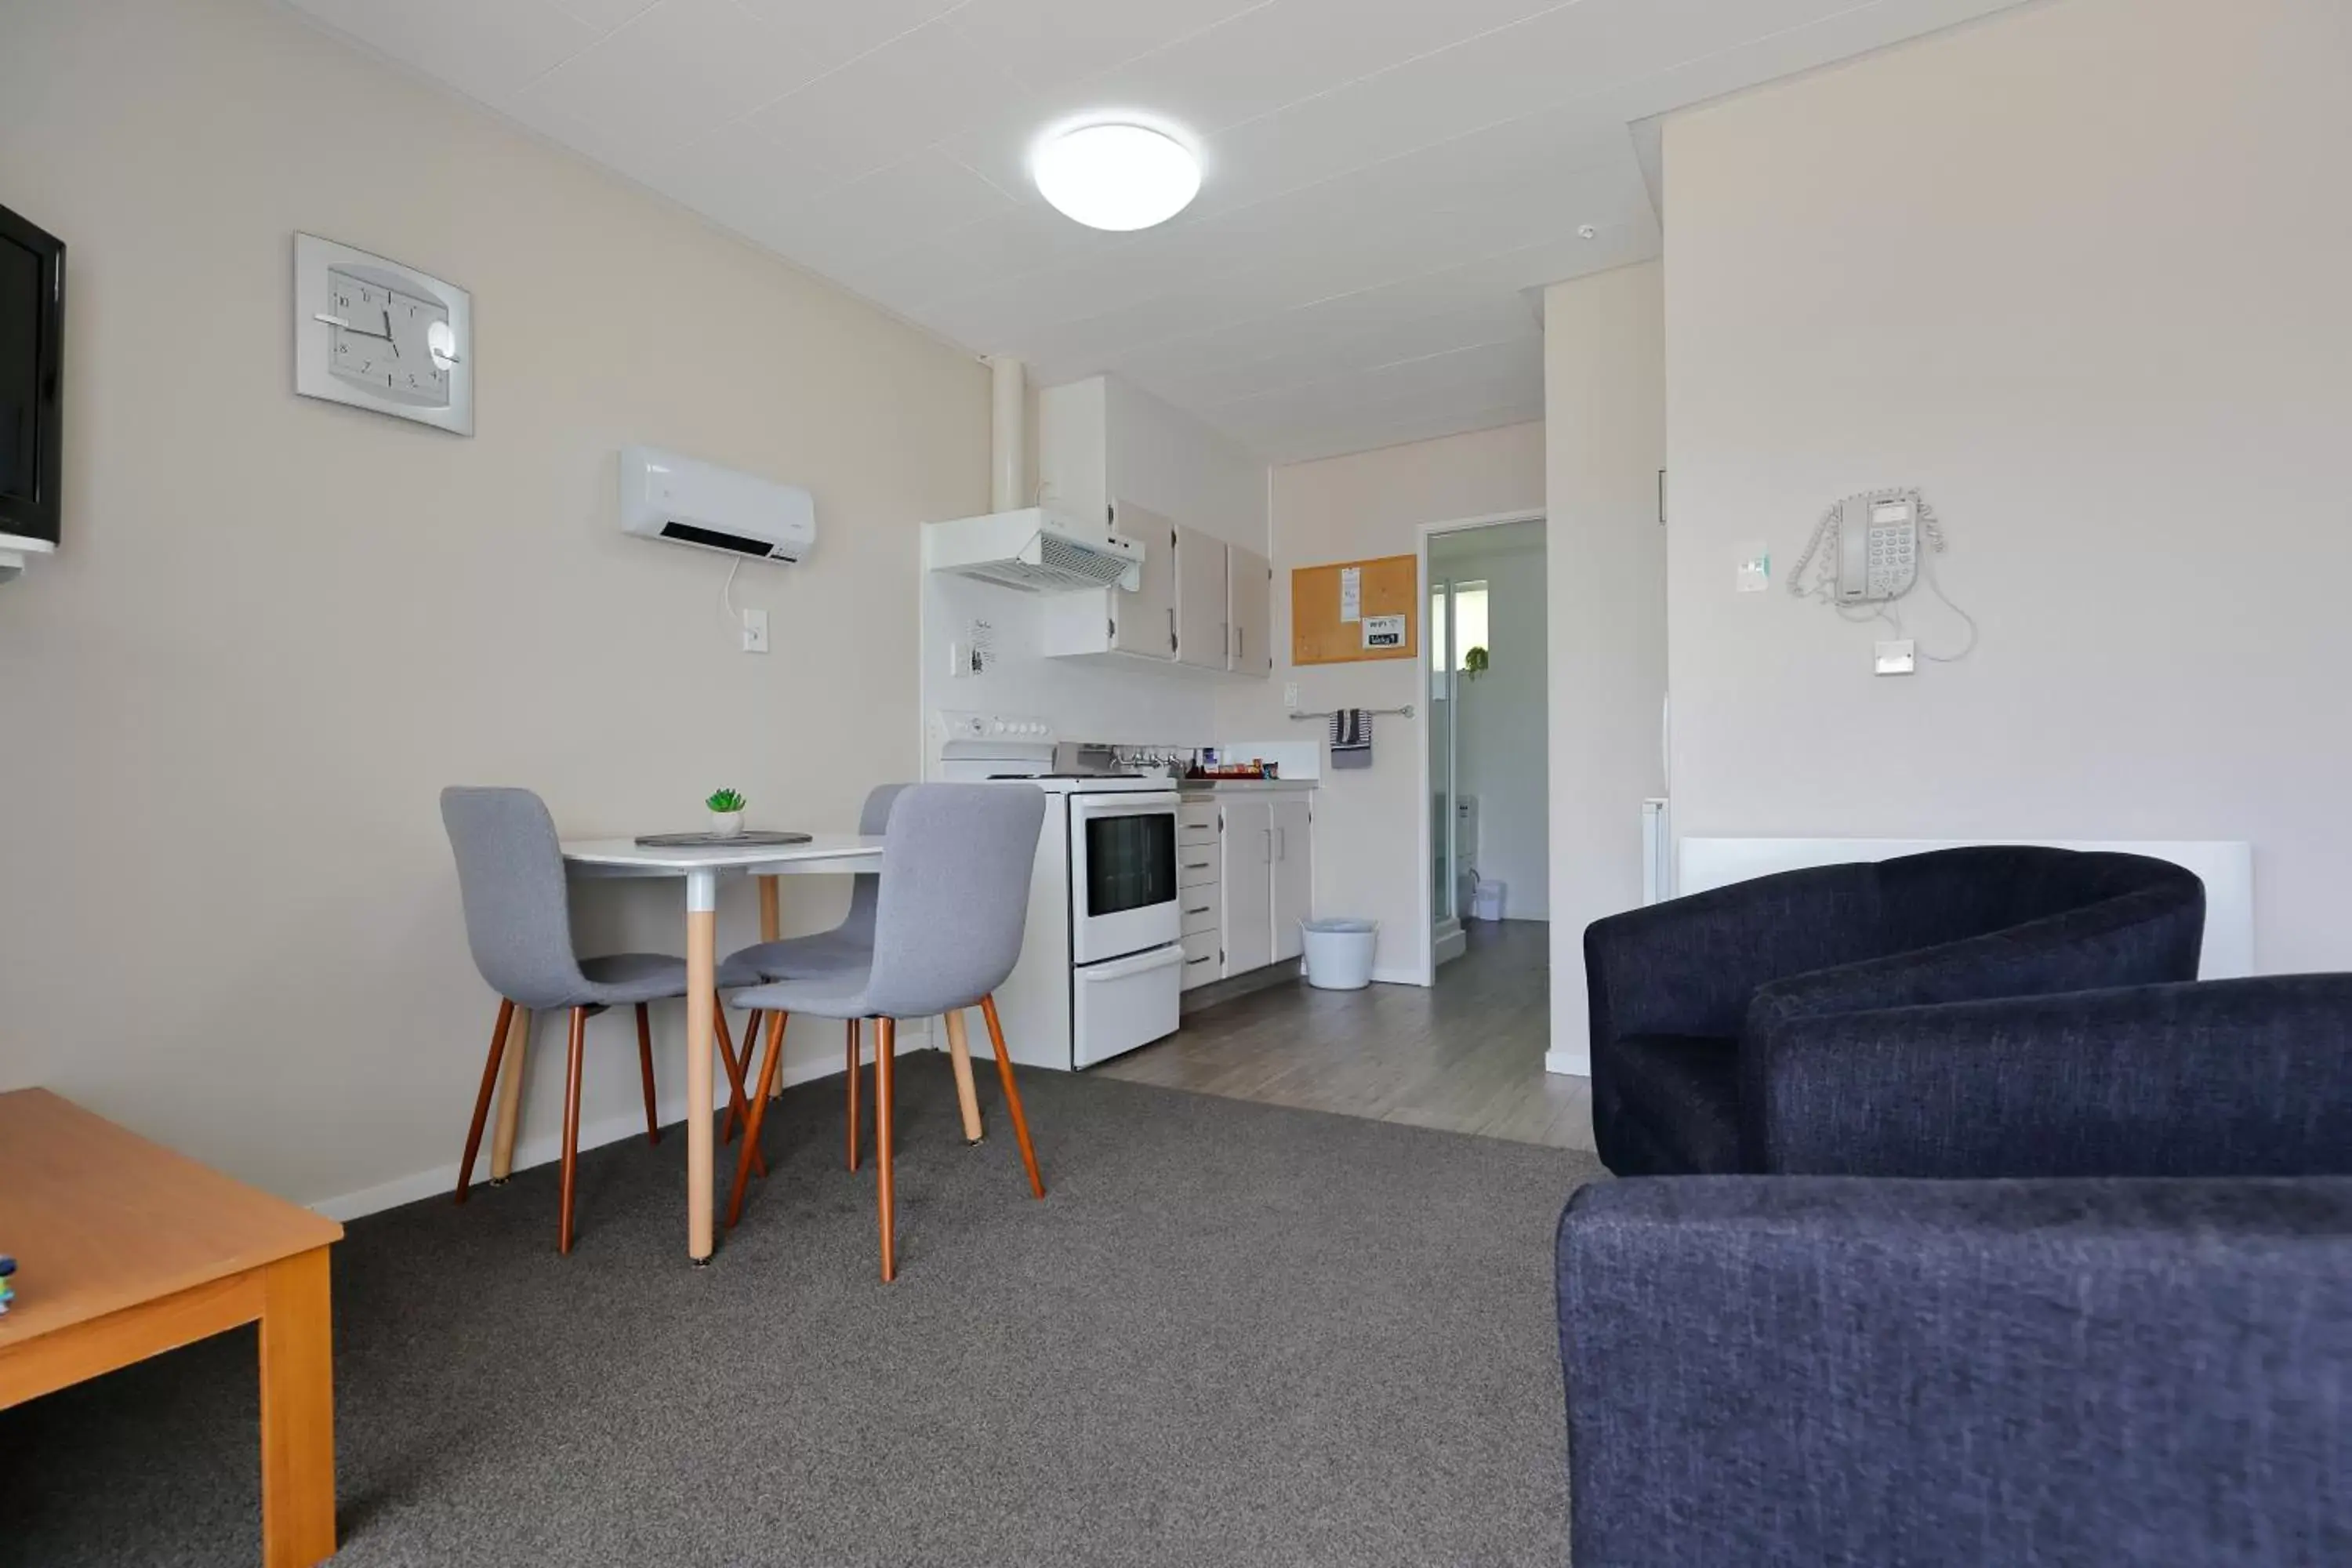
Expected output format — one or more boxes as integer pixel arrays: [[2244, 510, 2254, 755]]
[[1471, 880, 1507, 922], [1301, 919, 1378, 990]]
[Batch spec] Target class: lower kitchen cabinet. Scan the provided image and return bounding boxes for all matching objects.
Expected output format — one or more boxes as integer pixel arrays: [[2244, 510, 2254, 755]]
[[1181, 790, 1313, 989]]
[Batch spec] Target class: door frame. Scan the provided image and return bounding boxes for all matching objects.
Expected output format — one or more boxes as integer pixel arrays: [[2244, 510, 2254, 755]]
[[1414, 508, 1546, 985]]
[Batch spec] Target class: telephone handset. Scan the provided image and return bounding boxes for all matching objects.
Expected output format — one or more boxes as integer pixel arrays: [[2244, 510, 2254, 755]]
[[1838, 492, 1918, 603]]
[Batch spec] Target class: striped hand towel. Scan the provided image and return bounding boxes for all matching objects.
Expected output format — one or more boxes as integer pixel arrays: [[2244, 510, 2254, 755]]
[[1330, 709, 1373, 769]]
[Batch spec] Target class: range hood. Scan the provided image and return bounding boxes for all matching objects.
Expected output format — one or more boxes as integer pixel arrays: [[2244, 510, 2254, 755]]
[[924, 507, 1144, 593]]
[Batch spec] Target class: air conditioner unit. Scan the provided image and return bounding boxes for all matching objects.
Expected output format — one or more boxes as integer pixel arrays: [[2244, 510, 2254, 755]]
[[924, 506, 1142, 593], [619, 446, 815, 564]]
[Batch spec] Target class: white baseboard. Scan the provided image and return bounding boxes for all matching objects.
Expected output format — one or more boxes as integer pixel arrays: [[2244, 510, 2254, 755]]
[[1544, 1048, 1589, 1079], [310, 1040, 919, 1223], [1369, 963, 1428, 987]]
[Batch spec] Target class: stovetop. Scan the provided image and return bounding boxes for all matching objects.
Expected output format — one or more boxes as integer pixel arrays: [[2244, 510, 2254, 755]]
[[989, 772, 1145, 781]]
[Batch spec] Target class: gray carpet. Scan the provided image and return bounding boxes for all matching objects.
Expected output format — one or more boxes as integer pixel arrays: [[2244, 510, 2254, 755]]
[[0, 1054, 1602, 1566]]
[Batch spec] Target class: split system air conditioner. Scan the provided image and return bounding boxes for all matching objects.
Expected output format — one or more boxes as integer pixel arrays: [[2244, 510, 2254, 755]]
[[619, 445, 815, 564], [924, 506, 1142, 593]]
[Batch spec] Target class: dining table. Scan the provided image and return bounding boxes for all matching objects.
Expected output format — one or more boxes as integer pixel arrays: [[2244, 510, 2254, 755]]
[[486, 834, 885, 1264]]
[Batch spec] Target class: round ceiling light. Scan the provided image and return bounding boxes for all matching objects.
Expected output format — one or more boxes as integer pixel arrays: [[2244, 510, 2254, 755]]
[[1032, 123, 1201, 232]]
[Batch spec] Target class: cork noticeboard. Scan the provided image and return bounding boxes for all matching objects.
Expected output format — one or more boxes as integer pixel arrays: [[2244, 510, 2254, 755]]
[[1290, 554, 1418, 666]]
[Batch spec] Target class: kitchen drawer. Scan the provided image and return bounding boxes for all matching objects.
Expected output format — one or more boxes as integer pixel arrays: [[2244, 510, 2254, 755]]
[[1178, 801, 1219, 840], [1180, 929, 1221, 989], [1179, 881, 1222, 936], [1177, 845, 1220, 888]]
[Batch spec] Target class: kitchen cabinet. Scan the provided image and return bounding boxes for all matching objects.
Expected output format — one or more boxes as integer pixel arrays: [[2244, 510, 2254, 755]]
[[1179, 789, 1316, 989], [1271, 796, 1312, 961], [1218, 798, 1274, 975], [1227, 543, 1272, 676], [1036, 376, 1269, 680], [1175, 524, 1229, 671]]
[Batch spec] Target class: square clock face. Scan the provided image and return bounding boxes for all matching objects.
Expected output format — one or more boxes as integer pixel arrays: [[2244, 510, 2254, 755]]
[[293, 233, 472, 435]]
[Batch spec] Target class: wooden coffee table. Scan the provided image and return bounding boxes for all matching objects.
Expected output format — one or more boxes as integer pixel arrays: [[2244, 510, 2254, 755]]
[[0, 1088, 343, 1566]]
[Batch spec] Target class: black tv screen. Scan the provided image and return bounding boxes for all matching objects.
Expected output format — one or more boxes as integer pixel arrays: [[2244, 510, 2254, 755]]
[[0, 201, 65, 548]]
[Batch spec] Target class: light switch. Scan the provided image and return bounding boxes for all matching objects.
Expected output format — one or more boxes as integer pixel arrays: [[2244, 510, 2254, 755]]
[[1283, 681, 1299, 710], [741, 608, 769, 654]]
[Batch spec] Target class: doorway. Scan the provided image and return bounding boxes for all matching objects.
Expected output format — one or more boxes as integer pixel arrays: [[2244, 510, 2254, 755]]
[[1424, 516, 1548, 978]]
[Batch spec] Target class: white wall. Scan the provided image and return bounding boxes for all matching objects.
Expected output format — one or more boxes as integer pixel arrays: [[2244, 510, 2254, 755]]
[[1545, 262, 1668, 1074], [1664, 0, 2352, 975], [1431, 519, 1550, 919], [1218, 422, 1546, 981], [0, 0, 986, 1211]]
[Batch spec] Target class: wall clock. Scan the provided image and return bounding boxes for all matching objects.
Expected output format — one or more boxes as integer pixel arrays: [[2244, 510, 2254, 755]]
[[292, 233, 472, 435]]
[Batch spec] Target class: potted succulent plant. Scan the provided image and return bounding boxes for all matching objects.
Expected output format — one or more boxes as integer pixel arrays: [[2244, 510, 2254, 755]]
[[705, 788, 747, 837], [1463, 645, 1490, 681]]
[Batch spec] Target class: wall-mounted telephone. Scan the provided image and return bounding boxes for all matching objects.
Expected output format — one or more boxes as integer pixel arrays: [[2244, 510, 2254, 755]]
[[1791, 485, 1977, 662], [1838, 492, 1918, 603]]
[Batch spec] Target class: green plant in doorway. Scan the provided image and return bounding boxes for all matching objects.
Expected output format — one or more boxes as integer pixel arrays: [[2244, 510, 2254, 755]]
[[1463, 645, 1490, 681]]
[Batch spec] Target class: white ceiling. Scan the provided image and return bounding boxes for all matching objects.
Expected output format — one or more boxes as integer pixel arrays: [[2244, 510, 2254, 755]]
[[286, 0, 2027, 463]]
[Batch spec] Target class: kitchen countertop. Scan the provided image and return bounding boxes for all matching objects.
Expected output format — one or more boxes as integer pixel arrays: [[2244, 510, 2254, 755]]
[[1178, 778, 1317, 793]]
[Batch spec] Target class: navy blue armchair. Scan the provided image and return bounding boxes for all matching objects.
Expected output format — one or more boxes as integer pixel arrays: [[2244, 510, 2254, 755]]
[[1584, 846, 2206, 1175], [1556, 973, 2352, 1566]]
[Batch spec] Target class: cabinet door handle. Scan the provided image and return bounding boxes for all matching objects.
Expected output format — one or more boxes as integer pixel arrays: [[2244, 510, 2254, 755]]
[[1168, 606, 1177, 654], [1276, 826, 1287, 862]]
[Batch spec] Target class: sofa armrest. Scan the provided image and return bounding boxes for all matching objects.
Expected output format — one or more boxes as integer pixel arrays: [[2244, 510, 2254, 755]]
[[1745, 975, 2352, 1178], [1555, 1175, 2352, 1568], [1584, 864, 1882, 1043]]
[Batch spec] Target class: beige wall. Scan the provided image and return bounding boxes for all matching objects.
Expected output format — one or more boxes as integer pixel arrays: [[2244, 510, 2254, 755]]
[[0, 0, 986, 1210], [1664, 0, 2352, 974], [1218, 421, 1544, 979], [1544, 262, 1668, 1073]]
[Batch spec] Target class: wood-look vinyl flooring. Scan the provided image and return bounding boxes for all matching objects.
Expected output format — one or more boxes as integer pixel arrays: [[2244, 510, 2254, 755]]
[[1098, 920, 1594, 1151]]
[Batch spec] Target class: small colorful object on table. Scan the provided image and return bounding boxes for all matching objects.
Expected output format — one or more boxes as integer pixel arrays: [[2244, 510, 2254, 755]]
[[0, 1254, 16, 1316]]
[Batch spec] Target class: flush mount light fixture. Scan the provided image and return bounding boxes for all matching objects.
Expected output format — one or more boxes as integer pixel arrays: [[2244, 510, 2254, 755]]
[[1032, 123, 1200, 231]]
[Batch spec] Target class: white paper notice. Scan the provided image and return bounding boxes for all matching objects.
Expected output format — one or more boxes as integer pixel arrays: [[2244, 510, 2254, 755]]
[[1361, 613, 1405, 651], [1338, 566, 1362, 622]]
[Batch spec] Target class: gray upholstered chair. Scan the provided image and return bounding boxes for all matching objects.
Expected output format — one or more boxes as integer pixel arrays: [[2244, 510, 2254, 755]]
[[726, 783, 1049, 1280], [441, 786, 763, 1253], [725, 782, 909, 1169]]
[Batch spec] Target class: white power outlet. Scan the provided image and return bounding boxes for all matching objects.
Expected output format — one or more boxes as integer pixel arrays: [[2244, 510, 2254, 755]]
[[740, 608, 769, 654], [1283, 681, 1300, 710]]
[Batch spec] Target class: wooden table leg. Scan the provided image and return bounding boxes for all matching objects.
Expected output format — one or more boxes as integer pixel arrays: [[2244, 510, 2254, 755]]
[[757, 875, 783, 1098], [488, 1003, 532, 1182], [259, 1246, 336, 1568], [685, 871, 718, 1263], [942, 1008, 985, 1145]]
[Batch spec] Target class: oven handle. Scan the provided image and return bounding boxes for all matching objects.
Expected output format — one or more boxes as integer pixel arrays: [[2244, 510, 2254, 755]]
[[1073, 792, 1182, 816], [1078, 943, 1185, 982]]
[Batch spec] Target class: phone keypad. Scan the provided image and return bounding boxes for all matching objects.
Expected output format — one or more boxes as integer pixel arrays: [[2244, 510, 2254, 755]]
[[1867, 528, 1915, 596]]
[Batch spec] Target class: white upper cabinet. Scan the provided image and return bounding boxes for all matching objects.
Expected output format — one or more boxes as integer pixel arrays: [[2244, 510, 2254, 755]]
[[1226, 543, 1272, 676], [1174, 523, 1229, 671], [1035, 375, 1271, 679]]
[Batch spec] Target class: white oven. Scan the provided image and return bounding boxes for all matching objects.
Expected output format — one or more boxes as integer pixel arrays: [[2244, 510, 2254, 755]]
[[1068, 790, 1181, 965]]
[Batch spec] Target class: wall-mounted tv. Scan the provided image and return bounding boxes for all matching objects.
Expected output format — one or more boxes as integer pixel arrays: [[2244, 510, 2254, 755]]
[[0, 201, 66, 550]]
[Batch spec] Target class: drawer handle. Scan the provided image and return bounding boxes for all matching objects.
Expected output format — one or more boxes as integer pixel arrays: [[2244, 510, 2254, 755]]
[[1185, 955, 1214, 967], [1185, 904, 1211, 916], [1183, 858, 1210, 869]]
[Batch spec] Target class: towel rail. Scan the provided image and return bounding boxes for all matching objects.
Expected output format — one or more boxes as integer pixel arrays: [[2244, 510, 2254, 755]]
[[1291, 706, 1414, 721]]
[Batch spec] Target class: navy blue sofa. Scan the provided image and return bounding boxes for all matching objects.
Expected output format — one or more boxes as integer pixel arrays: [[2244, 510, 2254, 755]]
[[1584, 846, 2206, 1175], [1556, 975, 2352, 1567]]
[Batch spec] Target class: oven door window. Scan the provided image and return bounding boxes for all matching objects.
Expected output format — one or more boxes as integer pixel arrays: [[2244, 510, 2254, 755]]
[[1084, 812, 1174, 917]]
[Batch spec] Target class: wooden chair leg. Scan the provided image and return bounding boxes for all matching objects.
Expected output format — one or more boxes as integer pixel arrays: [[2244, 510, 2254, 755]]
[[876, 1017, 898, 1282], [845, 1018, 862, 1171], [743, 1011, 764, 1099], [942, 1007, 985, 1145], [726, 1011, 788, 1229], [713, 1000, 752, 1143], [635, 1004, 660, 1146], [456, 997, 515, 1203], [980, 994, 1044, 1200], [558, 1006, 588, 1254]]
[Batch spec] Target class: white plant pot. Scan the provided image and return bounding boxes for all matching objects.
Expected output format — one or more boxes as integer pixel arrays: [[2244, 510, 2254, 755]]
[[709, 810, 745, 838]]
